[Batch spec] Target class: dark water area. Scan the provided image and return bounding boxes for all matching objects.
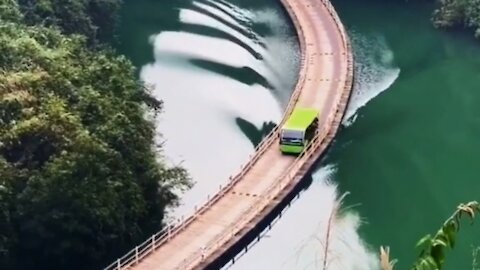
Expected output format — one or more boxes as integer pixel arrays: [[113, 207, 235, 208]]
[[327, 0, 480, 269]]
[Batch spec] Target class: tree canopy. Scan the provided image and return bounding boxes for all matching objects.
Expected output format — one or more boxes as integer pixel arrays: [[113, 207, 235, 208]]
[[0, 1, 191, 269], [433, 0, 480, 38], [16, 0, 122, 44]]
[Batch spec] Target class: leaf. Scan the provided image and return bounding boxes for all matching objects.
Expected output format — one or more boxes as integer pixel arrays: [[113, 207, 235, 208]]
[[461, 206, 476, 221], [444, 221, 457, 249], [431, 245, 446, 266], [415, 256, 438, 270], [416, 234, 433, 251], [432, 238, 448, 248]]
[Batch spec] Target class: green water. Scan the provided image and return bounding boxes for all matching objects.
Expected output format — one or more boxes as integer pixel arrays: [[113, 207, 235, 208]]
[[117, 0, 294, 68], [329, 0, 480, 269], [117, 0, 480, 269]]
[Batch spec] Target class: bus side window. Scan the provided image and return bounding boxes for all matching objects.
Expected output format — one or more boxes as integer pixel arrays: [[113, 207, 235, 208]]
[[305, 117, 318, 141]]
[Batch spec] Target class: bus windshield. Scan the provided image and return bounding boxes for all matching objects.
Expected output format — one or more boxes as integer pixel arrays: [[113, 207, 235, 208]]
[[281, 129, 304, 144]]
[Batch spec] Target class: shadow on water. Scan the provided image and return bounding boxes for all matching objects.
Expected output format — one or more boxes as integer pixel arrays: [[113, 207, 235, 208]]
[[117, 0, 186, 67], [190, 2, 266, 49], [147, 52, 275, 91], [189, 59, 273, 89], [179, 23, 264, 60], [118, 0, 286, 67], [235, 118, 276, 147]]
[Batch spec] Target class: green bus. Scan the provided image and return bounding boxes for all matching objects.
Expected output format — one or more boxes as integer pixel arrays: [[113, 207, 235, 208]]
[[279, 107, 319, 154]]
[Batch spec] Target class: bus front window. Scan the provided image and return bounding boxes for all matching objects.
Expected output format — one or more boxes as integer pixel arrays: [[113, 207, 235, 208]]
[[280, 129, 304, 145]]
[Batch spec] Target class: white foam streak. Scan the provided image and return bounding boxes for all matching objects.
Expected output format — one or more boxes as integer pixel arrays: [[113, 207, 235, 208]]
[[192, 1, 254, 37], [251, 8, 287, 34], [226, 165, 380, 270], [178, 8, 273, 86], [151, 30, 256, 69], [207, 0, 255, 24], [252, 8, 300, 106], [342, 32, 401, 126], [179, 8, 265, 57], [141, 48, 281, 220], [142, 5, 289, 219]]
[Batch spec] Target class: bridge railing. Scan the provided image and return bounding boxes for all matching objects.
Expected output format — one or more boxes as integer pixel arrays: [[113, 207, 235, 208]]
[[103, 0, 355, 268], [172, 84, 352, 270], [172, 125, 329, 269], [170, 0, 355, 269], [104, 3, 309, 270]]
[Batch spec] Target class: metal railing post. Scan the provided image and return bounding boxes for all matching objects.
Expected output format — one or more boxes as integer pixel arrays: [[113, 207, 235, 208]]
[[135, 246, 139, 264]]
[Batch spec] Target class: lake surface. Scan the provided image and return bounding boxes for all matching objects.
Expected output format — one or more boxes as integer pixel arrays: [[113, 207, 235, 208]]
[[118, 0, 480, 269], [328, 1, 480, 269]]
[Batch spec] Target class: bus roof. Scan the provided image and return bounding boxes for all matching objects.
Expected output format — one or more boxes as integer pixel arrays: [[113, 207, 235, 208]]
[[282, 107, 319, 131]]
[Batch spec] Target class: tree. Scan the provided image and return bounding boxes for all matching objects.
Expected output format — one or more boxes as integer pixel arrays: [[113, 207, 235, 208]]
[[16, 0, 122, 44], [432, 0, 480, 38], [0, 1, 191, 269], [0, 0, 22, 22]]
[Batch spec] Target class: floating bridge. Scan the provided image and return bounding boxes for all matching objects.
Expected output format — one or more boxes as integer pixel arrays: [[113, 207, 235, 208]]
[[105, 0, 353, 269]]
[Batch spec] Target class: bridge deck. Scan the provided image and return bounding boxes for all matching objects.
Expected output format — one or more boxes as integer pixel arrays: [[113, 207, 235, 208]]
[[113, 0, 352, 269]]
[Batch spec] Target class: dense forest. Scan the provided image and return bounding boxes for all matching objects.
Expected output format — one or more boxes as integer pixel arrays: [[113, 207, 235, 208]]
[[432, 0, 480, 38], [0, 0, 191, 269]]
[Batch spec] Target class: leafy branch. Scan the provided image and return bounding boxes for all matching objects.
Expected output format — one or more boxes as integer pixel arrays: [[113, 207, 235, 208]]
[[380, 201, 480, 270]]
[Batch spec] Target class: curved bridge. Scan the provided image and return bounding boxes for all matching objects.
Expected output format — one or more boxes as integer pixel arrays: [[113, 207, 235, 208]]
[[105, 0, 353, 269]]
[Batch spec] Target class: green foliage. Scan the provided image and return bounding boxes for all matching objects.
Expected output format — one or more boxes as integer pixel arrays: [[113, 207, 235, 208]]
[[410, 201, 480, 270], [16, 0, 122, 44], [0, 1, 191, 269], [433, 0, 480, 38], [472, 246, 480, 270], [381, 202, 480, 270], [0, 0, 22, 22]]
